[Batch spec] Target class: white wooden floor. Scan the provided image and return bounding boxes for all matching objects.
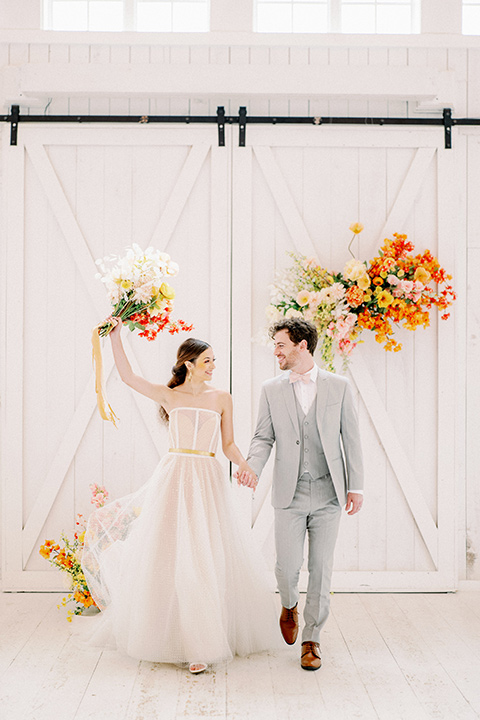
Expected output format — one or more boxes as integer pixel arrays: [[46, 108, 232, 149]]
[[1, 591, 480, 720]]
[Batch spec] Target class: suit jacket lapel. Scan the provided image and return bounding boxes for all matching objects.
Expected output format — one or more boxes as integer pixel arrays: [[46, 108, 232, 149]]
[[281, 376, 300, 435], [315, 370, 329, 431]]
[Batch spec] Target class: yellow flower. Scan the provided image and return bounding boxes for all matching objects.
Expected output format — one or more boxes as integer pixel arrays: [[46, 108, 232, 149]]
[[357, 274, 371, 290], [397, 269, 404, 278], [375, 289, 394, 308], [120, 280, 132, 290], [349, 222, 364, 234], [160, 282, 175, 300], [414, 267, 431, 285]]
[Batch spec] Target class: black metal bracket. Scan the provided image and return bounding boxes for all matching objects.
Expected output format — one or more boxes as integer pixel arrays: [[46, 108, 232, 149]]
[[443, 108, 453, 150], [238, 107, 247, 147], [10, 105, 19, 146], [3, 105, 480, 149], [216, 106, 225, 147]]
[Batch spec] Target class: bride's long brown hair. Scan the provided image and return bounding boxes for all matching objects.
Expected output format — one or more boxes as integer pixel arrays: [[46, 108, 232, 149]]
[[159, 338, 211, 423]]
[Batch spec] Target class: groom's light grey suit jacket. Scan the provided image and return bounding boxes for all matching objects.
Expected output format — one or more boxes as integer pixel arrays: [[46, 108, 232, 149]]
[[247, 368, 364, 509]]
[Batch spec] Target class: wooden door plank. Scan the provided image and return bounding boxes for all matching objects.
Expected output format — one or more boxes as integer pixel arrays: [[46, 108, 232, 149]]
[[378, 146, 436, 241], [150, 142, 211, 251], [349, 351, 439, 567], [253, 145, 318, 258], [21, 357, 113, 564], [436, 146, 459, 587], [3, 140, 26, 584], [26, 143, 107, 315], [209, 136, 231, 393], [231, 146, 254, 526]]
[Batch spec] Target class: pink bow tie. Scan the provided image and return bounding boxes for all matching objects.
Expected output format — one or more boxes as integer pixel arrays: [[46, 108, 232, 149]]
[[289, 371, 312, 384]]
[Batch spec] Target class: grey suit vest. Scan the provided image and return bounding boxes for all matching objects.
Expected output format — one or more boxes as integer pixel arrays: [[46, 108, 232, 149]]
[[295, 393, 330, 480]]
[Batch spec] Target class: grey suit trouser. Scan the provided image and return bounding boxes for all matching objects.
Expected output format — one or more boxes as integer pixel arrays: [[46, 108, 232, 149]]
[[274, 472, 341, 644]]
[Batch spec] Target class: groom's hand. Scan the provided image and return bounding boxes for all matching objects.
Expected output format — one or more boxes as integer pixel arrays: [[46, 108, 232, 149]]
[[345, 492, 363, 515], [236, 470, 258, 490]]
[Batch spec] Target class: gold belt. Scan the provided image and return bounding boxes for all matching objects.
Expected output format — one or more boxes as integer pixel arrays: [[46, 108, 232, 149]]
[[169, 448, 215, 457]]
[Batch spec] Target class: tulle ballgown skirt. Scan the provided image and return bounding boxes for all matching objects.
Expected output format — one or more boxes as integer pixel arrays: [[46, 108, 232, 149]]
[[77, 453, 281, 664]]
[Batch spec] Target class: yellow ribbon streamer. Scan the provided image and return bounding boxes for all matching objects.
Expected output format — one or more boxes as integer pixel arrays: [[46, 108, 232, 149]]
[[92, 325, 119, 427]]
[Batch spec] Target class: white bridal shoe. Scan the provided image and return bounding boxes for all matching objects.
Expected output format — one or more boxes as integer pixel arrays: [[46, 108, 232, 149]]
[[189, 663, 208, 674]]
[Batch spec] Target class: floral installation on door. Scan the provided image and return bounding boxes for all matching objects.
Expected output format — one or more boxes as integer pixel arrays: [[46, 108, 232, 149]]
[[266, 225, 456, 372], [39, 483, 109, 621]]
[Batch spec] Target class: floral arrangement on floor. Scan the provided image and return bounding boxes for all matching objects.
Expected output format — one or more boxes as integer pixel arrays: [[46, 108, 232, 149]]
[[267, 224, 456, 371], [39, 483, 109, 622], [95, 243, 193, 340]]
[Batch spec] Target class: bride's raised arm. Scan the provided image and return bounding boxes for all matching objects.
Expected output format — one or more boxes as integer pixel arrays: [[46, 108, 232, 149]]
[[108, 319, 170, 406]]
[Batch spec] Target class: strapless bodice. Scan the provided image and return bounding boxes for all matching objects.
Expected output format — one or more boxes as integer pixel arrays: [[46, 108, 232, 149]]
[[168, 407, 221, 455]]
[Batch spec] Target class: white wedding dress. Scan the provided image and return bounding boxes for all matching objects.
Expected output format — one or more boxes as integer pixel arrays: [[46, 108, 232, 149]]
[[80, 407, 280, 664]]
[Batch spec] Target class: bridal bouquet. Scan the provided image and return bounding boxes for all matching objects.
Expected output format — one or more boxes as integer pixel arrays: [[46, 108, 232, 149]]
[[95, 244, 193, 340], [93, 244, 193, 424], [267, 226, 456, 371], [39, 483, 109, 621]]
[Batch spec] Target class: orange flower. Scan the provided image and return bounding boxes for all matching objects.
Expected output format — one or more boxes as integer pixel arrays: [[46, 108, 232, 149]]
[[346, 286, 364, 308], [39, 545, 53, 559], [349, 222, 364, 234]]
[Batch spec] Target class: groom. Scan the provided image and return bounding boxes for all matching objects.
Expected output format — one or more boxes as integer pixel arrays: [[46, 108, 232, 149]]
[[244, 318, 364, 671]]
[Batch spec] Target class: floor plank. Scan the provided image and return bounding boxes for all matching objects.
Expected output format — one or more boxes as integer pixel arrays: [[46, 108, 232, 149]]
[[394, 594, 480, 717], [1, 592, 480, 720], [330, 593, 420, 720], [125, 662, 183, 720], [0, 593, 54, 675], [360, 594, 479, 720], [0, 597, 71, 719]]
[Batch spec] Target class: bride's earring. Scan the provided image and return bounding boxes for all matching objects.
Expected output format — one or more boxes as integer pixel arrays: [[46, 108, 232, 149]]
[[186, 365, 192, 382]]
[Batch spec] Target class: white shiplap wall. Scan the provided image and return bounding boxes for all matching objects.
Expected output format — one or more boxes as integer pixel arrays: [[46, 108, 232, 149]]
[[0, 31, 479, 585]]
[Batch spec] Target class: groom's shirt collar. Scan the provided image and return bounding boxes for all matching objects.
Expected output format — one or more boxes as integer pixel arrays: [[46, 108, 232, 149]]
[[290, 362, 318, 414]]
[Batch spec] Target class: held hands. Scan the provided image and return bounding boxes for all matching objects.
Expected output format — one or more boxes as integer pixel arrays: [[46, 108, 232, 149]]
[[234, 461, 258, 491], [345, 492, 363, 515]]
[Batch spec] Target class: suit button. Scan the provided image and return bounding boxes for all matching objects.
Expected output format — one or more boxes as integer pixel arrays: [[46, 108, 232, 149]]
[[305, 448, 309, 453], [296, 440, 300, 445]]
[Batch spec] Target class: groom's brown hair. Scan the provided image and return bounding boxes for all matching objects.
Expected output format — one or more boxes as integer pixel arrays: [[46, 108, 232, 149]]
[[270, 318, 318, 356]]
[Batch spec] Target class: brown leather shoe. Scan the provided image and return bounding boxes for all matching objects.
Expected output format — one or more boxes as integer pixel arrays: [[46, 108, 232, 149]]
[[301, 641, 322, 671], [279, 604, 299, 645]]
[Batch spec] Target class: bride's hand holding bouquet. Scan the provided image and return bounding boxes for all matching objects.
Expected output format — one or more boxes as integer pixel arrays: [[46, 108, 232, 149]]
[[92, 244, 193, 425]]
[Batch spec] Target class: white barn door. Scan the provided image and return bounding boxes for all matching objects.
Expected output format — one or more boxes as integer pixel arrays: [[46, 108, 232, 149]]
[[232, 126, 460, 591], [2, 125, 231, 590]]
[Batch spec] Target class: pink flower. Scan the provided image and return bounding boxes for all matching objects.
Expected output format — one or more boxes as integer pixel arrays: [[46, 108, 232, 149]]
[[399, 280, 414, 294], [335, 314, 357, 340], [387, 274, 400, 286]]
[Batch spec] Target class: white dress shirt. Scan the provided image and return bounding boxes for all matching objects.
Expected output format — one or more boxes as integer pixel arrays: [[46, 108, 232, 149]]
[[290, 364, 363, 495]]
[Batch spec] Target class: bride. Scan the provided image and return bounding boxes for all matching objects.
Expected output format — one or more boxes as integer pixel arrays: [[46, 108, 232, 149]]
[[80, 318, 279, 673]]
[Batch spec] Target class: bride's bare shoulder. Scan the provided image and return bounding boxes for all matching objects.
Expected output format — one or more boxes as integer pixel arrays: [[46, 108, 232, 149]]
[[215, 389, 233, 412]]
